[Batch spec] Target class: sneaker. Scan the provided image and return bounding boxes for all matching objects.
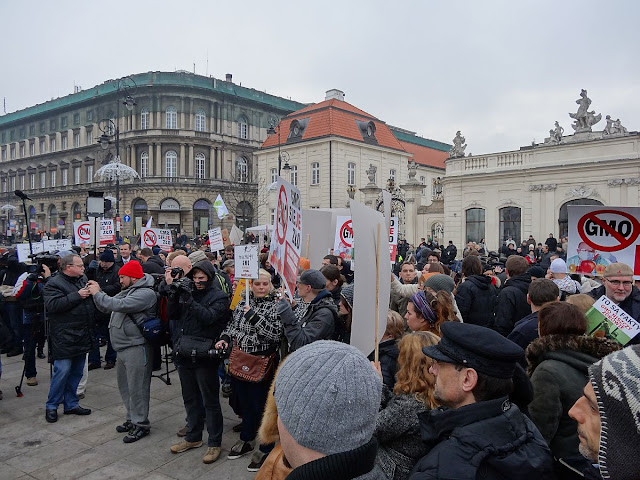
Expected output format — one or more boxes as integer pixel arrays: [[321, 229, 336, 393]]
[[170, 439, 203, 454], [26, 377, 38, 386], [227, 440, 254, 460], [203, 446, 222, 464], [176, 426, 188, 437], [247, 451, 267, 472], [116, 421, 134, 433], [37, 350, 46, 359], [123, 426, 150, 443]]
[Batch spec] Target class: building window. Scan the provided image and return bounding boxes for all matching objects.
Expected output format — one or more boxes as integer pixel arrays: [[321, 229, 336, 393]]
[[270, 168, 277, 184], [10, 130, 15, 141], [10, 177, 15, 191], [499, 206, 521, 245], [61, 135, 67, 150], [50, 138, 56, 152], [165, 106, 177, 129], [87, 165, 93, 183], [19, 144, 25, 158], [390, 169, 396, 182], [19, 128, 25, 139], [140, 108, 149, 129], [311, 162, 320, 185], [62, 169, 68, 186], [29, 125, 35, 136], [73, 132, 80, 148], [86, 110, 93, 122], [39, 122, 45, 134], [140, 152, 148, 178], [29, 173, 35, 190], [1, 180, 5, 193], [420, 176, 426, 195], [29, 142, 35, 156], [237, 116, 248, 139], [73, 113, 80, 125], [50, 171, 56, 188], [86, 130, 93, 145], [74, 167, 80, 184], [165, 150, 177, 178], [236, 201, 254, 230], [61, 117, 67, 129], [1, 149, 5, 161], [40, 139, 45, 153], [19, 176, 24, 190], [347, 162, 356, 186], [50, 120, 56, 131], [195, 153, 206, 179], [290, 165, 298, 186], [49, 205, 58, 230], [236, 157, 248, 183], [10, 146, 15, 159], [195, 110, 206, 132], [465, 208, 485, 244], [40, 172, 46, 188]]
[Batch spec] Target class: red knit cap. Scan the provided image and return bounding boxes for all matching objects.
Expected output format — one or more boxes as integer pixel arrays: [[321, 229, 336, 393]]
[[118, 261, 144, 279]]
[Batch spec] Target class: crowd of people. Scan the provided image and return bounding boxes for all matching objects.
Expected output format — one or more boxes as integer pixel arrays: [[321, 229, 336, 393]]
[[0, 230, 639, 479]]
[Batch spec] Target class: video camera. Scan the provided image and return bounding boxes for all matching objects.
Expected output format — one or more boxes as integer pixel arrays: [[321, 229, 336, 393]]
[[27, 252, 59, 277]]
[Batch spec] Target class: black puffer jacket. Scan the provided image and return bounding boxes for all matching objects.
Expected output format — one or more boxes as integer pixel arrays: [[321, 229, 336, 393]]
[[409, 398, 555, 480], [368, 339, 399, 389], [43, 271, 95, 360], [588, 284, 640, 344], [454, 275, 497, 327], [492, 273, 532, 336], [93, 263, 121, 324]]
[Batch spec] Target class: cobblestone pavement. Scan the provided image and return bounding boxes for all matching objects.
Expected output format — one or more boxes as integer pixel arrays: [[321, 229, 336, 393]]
[[0, 350, 257, 480]]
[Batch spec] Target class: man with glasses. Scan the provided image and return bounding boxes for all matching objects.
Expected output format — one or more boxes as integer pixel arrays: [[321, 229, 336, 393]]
[[588, 262, 640, 344], [42, 254, 95, 423]]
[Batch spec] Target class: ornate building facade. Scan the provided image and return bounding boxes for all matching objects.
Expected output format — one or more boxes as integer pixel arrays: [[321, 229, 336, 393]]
[[0, 71, 305, 239]]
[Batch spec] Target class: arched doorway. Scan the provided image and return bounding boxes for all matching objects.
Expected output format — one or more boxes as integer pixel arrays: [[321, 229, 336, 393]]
[[48, 205, 58, 231], [558, 199, 603, 239], [236, 201, 254, 230], [71, 202, 82, 221], [132, 198, 148, 235], [193, 199, 211, 235]]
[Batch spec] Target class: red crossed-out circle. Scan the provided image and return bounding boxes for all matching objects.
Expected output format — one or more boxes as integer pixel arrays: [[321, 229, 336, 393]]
[[276, 185, 288, 244], [577, 209, 640, 252], [143, 230, 157, 246], [77, 224, 91, 240], [340, 220, 354, 248]]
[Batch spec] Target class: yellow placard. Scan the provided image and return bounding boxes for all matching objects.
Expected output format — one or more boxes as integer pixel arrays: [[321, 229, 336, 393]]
[[230, 278, 247, 310]]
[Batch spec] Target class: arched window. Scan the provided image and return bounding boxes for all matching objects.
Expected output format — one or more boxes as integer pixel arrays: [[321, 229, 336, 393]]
[[237, 116, 248, 139], [195, 153, 206, 179], [71, 202, 82, 220], [195, 109, 206, 132], [48, 204, 58, 230], [236, 201, 254, 230], [193, 199, 211, 235], [165, 150, 177, 178], [140, 108, 149, 129], [132, 198, 148, 234], [499, 207, 522, 245], [558, 199, 603, 239], [466, 208, 485, 244], [431, 222, 444, 244], [140, 152, 149, 178], [165, 106, 177, 129], [236, 157, 248, 183]]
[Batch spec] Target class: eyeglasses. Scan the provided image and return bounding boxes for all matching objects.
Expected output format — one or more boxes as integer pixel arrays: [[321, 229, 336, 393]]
[[71, 263, 85, 268], [606, 279, 633, 287]]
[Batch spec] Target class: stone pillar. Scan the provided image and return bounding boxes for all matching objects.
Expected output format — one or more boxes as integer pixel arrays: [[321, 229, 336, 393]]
[[401, 182, 424, 244], [148, 143, 154, 176], [359, 184, 382, 208], [209, 146, 216, 179], [156, 143, 162, 177], [187, 144, 194, 177], [180, 97, 186, 130], [218, 148, 224, 179], [131, 144, 137, 171], [179, 144, 186, 176]]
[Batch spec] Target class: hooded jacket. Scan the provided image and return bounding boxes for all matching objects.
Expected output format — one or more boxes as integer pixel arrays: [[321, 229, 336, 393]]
[[526, 335, 620, 462], [409, 397, 555, 480], [492, 273, 532, 336], [455, 274, 498, 327], [43, 271, 95, 360], [278, 289, 338, 352], [93, 273, 157, 351], [142, 254, 165, 274]]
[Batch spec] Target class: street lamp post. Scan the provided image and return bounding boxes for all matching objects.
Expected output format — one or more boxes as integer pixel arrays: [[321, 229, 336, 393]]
[[267, 121, 291, 176]]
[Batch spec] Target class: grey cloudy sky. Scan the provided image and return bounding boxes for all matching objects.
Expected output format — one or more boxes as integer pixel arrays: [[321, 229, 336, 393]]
[[2, 0, 638, 154]]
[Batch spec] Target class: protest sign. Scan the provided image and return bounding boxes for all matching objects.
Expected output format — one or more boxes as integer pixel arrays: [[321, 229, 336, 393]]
[[568, 206, 640, 276], [43, 239, 72, 253], [586, 295, 640, 345], [208, 227, 224, 251], [230, 279, 247, 310], [230, 224, 244, 246], [334, 216, 354, 261], [74, 219, 116, 246], [16, 242, 45, 262], [235, 245, 259, 279], [268, 177, 302, 299], [389, 216, 398, 262], [74, 221, 93, 245], [349, 200, 391, 359], [100, 219, 115, 245], [141, 227, 173, 252]]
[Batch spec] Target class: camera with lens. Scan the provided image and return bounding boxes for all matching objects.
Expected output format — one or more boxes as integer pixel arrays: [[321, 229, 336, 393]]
[[169, 276, 194, 294], [27, 252, 59, 278], [205, 345, 228, 359], [170, 266, 184, 278]]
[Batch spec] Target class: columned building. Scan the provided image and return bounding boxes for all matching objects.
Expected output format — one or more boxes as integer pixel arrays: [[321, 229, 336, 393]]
[[0, 71, 305, 239]]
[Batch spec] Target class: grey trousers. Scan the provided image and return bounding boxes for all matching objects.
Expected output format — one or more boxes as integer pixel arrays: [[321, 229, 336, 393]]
[[116, 344, 152, 428]]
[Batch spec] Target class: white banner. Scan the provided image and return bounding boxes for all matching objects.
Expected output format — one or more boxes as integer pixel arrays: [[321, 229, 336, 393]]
[[43, 239, 72, 253], [568, 206, 640, 276], [208, 227, 224, 251], [268, 176, 302, 300], [235, 244, 260, 279], [141, 227, 173, 252]]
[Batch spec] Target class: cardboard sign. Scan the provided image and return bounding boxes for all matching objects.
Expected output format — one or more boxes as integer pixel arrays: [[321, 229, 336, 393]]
[[235, 244, 259, 279], [268, 177, 302, 300], [230, 278, 247, 310], [141, 227, 173, 252], [586, 295, 640, 345], [16, 243, 45, 262], [208, 227, 224, 251], [43, 239, 72, 253], [568, 206, 640, 276]]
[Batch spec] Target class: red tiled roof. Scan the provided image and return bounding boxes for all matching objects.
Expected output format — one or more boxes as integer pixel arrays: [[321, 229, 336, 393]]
[[398, 140, 448, 170]]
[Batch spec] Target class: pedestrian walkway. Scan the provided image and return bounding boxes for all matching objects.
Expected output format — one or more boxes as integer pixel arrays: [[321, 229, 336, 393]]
[[0, 352, 256, 480]]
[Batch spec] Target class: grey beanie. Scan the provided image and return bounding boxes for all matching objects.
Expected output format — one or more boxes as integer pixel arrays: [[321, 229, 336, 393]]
[[424, 273, 455, 295], [340, 283, 354, 309], [275, 340, 381, 456], [188, 250, 208, 266]]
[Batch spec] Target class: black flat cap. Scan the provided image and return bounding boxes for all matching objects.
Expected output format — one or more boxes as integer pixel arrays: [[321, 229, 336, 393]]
[[423, 322, 524, 379]]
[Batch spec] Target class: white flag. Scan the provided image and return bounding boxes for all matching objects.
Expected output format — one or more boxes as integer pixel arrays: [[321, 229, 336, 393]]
[[213, 194, 229, 219], [146, 216, 153, 228]]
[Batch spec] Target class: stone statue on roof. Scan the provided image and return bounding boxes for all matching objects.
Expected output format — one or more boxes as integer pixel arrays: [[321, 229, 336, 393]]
[[569, 89, 601, 133], [448, 131, 467, 158], [603, 115, 629, 136], [407, 159, 418, 181], [366, 164, 377, 185]]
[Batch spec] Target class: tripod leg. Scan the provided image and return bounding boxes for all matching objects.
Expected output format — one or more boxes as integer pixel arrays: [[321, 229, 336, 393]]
[[15, 361, 26, 397]]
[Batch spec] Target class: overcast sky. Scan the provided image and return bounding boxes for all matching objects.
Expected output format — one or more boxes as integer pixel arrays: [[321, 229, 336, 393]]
[[2, 1, 638, 154]]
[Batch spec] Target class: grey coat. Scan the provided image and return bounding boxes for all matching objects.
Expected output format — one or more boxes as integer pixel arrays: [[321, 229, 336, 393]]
[[374, 385, 430, 480], [93, 274, 157, 352]]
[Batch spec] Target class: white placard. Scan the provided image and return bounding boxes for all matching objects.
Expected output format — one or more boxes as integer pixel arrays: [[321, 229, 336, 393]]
[[141, 227, 173, 252], [43, 239, 72, 253], [235, 244, 260, 279], [208, 227, 224, 251], [16, 242, 45, 262]]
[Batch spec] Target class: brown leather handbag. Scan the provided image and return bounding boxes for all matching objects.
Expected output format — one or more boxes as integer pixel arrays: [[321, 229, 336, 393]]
[[229, 344, 276, 383]]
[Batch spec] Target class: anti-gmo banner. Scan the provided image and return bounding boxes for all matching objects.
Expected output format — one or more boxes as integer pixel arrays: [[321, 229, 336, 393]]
[[568, 206, 640, 276]]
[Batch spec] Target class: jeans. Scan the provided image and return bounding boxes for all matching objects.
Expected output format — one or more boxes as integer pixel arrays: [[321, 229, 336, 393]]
[[46, 355, 86, 411], [178, 359, 223, 447], [88, 322, 116, 365]]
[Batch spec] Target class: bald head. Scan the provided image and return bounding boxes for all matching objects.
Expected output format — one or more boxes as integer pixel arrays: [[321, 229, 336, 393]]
[[172, 255, 193, 274]]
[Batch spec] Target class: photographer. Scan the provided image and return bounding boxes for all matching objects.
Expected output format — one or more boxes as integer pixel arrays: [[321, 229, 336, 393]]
[[168, 261, 231, 465], [86, 261, 157, 443]]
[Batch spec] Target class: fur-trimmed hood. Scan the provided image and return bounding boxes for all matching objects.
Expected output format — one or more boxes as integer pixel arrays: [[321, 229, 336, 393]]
[[526, 334, 620, 376]]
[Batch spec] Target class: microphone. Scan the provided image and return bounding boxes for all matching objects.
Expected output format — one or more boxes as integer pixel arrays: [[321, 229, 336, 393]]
[[14, 190, 32, 201]]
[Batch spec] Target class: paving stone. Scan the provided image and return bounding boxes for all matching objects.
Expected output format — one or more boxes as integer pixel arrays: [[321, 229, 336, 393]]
[[76, 459, 152, 480], [0, 428, 64, 462], [0, 461, 28, 480], [4, 438, 92, 473], [29, 448, 119, 480]]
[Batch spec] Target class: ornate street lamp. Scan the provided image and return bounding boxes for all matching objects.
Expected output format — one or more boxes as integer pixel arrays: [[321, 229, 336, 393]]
[[267, 120, 291, 176]]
